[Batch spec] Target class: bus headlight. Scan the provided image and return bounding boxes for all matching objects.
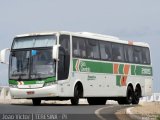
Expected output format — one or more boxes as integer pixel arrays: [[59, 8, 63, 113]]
[[9, 84, 18, 88], [44, 82, 55, 87]]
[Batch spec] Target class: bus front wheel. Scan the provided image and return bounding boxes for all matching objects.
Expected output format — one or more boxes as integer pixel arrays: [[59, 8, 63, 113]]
[[71, 85, 80, 105], [32, 98, 41, 106]]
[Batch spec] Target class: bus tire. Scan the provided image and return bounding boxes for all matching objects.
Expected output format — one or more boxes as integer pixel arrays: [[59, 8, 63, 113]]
[[125, 85, 134, 104], [71, 85, 80, 105], [32, 98, 41, 106], [132, 86, 141, 104], [118, 86, 134, 105]]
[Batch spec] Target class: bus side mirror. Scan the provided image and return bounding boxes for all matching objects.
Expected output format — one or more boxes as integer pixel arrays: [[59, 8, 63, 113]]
[[52, 45, 60, 61], [0, 48, 10, 64]]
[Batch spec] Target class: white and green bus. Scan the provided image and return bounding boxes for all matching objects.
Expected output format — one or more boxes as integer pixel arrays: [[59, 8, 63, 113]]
[[0, 31, 152, 105]]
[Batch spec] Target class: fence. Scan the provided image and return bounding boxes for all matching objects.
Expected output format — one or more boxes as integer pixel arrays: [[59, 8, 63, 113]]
[[140, 93, 160, 102]]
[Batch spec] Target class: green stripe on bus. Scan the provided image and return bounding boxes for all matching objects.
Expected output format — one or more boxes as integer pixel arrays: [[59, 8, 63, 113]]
[[73, 59, 113, 74], [9, 77, 56, 85], [119, 64, 124, 74], [135, 66, 152, 76], [45, 77, 56, 83], [73, 59, 152, 76], [131, 65, 136, 75], [116, 75, 121, 86], [9, 80, 18, 85], [73, 59, 77, 71]]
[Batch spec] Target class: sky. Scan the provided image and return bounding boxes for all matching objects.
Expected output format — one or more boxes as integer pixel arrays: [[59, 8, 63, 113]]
[[0, 0, 160, 92]]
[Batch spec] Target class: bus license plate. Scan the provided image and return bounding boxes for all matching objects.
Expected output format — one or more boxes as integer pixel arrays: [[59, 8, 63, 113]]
[[27, 91, 35, 95]]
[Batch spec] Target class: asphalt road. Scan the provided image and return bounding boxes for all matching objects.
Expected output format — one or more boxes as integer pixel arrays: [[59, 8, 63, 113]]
[[0, 103, 132, 120]]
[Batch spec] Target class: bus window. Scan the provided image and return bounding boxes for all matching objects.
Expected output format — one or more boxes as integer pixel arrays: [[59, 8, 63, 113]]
[[99, 41, 112, 61], [79, 39, 86, 58], [73, 38, 79, 57], [112, 43, 124, 62], [124, 45, 133, 63], [142, 47, 151, 65], [133, 46, 143, 64], [72, 37, 86, 58], [86, 39, 100, 59]]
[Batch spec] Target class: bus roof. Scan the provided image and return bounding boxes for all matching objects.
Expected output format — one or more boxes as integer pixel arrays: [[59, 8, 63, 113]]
[[16, 31, 150, 48]]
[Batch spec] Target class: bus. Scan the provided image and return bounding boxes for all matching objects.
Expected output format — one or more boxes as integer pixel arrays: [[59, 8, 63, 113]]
[[0, 31, 152, 105]]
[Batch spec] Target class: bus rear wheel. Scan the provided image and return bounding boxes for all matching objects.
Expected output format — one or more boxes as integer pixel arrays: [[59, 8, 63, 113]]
[[32, 98, 41, 106], [125, 86, 134, 104], [132, 86, 141, 104], [117, 86, 134, 105]]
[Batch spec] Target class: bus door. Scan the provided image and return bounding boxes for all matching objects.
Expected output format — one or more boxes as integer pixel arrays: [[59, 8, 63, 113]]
[[58, 35, 70, 81]]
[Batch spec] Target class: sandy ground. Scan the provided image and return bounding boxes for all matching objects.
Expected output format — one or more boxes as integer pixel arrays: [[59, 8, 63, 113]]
[[131, 102, 160, 114], [116, 108, 133, 120], [130, 102, 160, 119], [116, 102, 160, 120]]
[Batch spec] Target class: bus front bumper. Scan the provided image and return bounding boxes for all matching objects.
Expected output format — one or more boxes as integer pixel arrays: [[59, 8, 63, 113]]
[[10, 85, 58, 99]]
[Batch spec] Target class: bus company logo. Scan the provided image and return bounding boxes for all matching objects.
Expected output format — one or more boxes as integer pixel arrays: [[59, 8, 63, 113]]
[[141, 68, 151, 75], [75, 59, 90, 72], [17, 81, 24, 85]]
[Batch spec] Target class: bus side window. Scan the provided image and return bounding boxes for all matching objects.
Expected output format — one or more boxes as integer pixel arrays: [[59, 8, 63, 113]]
[[124, 45, 133, 63], [142, 47, 151, 65], [112, 43, 124, 62], [133, 46, 143, 64], [99, 41, 112, 61], [79, 39, 86, 58], [86, 39, 100, 59], [73, 38, 79, 57], [58, 35, 70, 80], [72, 37, 86, 58]]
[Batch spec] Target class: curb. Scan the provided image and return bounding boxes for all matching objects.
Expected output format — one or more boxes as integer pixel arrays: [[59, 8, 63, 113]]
[[95, 106, 114, 120], [126, 107, 142, 120]]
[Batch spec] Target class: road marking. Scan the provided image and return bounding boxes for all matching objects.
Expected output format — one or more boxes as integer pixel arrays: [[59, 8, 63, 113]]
[[95, 106, 114, 120]]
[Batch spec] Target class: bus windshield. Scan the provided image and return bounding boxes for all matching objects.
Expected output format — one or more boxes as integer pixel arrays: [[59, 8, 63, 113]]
[[9, 35, 56, 80], [9, 50, 30, 79], [9, 49, 55, 80], [31, 49, 55, 79]]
